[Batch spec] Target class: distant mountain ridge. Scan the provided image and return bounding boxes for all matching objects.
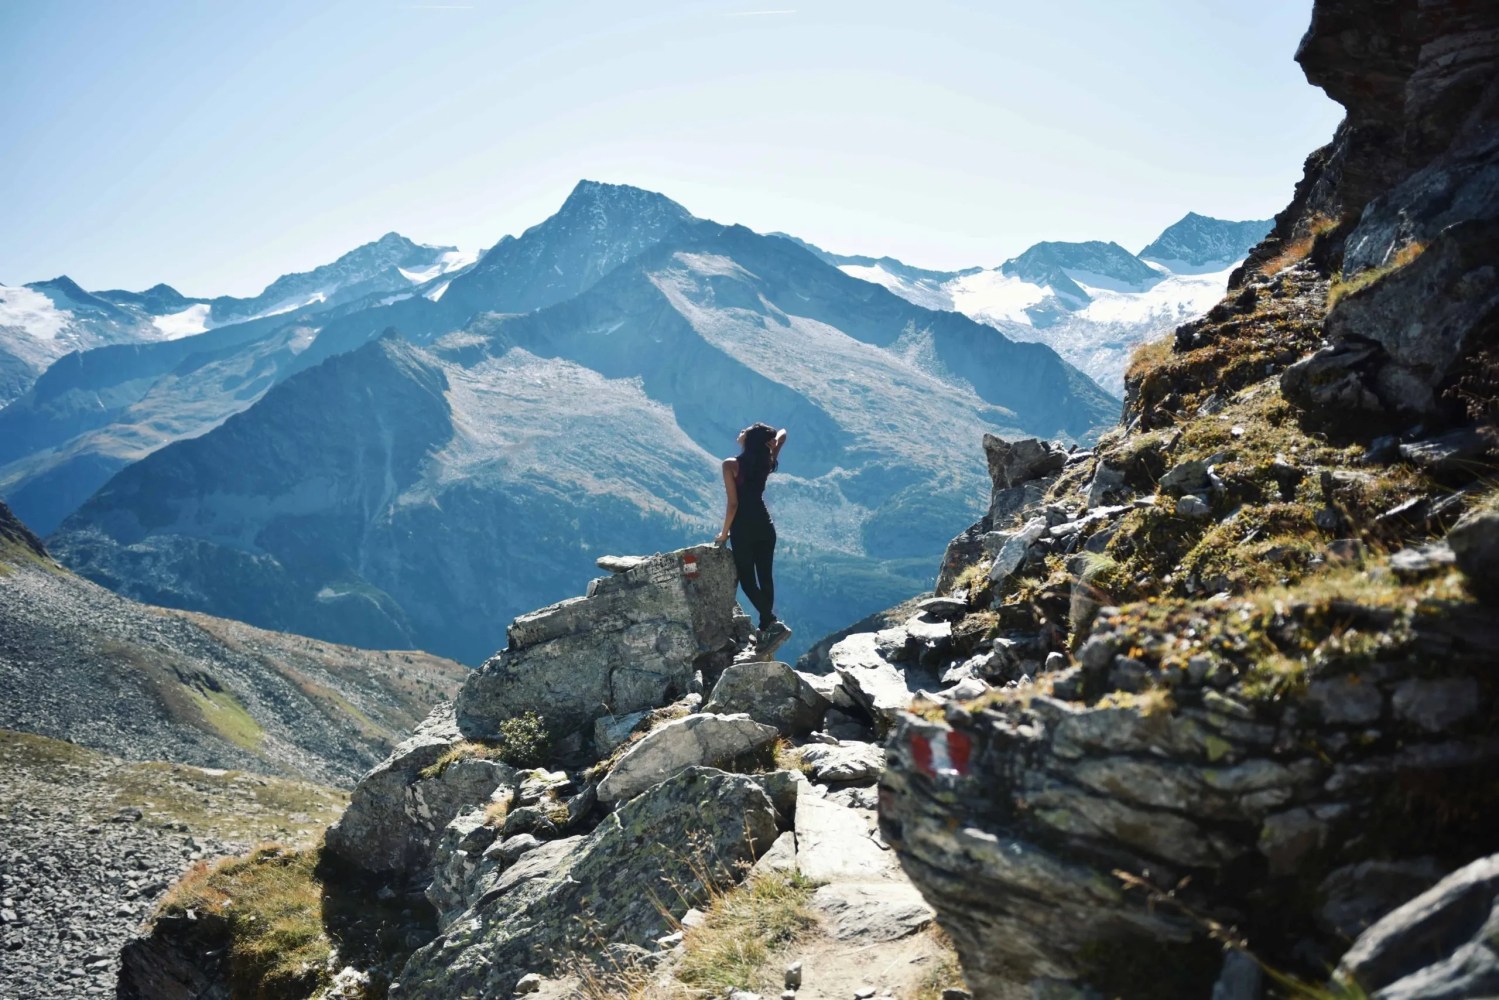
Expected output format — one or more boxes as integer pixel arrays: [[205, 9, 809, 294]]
[[34, 181, 1116, 665], [797, 211, 1272, 393], [0, 232, 475, 409]]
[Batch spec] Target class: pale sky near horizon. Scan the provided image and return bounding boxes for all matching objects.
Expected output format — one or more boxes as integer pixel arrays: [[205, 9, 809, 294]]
[[1, 0, 1344, 298]]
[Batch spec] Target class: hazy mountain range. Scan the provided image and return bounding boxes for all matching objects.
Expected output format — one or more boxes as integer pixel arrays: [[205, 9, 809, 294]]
[[787, 210, 1271, 394], [0, 182, 1258, 664]]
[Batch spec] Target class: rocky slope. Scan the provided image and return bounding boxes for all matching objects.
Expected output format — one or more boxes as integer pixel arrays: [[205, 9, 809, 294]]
[[868, 2, 1499, 996], [45, 212, 1116, 666], [116, 544, 967, 1000], [0, 729, 347, 1000], [0, 501, 466, 787]]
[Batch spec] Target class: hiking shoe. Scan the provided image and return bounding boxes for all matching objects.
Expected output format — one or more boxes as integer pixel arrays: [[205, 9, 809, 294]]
[[756, 620, 792, 655]]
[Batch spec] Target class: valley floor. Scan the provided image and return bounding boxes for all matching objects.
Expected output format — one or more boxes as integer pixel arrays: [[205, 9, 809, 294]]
[[0, 730, 345, 1000]]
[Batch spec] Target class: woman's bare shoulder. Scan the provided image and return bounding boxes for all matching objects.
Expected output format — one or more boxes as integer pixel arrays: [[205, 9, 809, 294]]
[[721, 456, 739, 468]]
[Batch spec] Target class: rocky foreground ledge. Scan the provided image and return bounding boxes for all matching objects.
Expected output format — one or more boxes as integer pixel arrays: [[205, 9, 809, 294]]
[[119, 544, 967, 999]]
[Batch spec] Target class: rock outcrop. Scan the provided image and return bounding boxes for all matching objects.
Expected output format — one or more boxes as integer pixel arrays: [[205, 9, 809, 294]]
[[324, 704, 515, 878], [457, 544, 738, 737], [595, 712, 778, 802], [123, 541, 954, 998], [392, 767, 780, 997], [873, 3, 1499, 995]]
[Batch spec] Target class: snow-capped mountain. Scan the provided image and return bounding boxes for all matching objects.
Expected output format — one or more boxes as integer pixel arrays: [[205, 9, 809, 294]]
[[794, 213, 1271, 395], [41, 184, 1116, 666], [0, 234, 475, 408], [438, 180, 696, 315], [1138, 212, 1275, 272], [203, 232, 474, 325]]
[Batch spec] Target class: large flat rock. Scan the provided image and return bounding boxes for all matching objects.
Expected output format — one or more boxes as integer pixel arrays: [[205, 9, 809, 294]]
[[597, 712, 779, 802], [793, 780, 900, 883], [456, 545, 737, 737]]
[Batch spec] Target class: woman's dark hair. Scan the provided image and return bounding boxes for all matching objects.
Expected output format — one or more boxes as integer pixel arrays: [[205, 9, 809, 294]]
[[737, 422, 778, 492]]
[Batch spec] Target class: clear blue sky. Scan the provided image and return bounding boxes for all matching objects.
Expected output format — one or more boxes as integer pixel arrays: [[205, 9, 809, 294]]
[[0, 0, 1343, 297]]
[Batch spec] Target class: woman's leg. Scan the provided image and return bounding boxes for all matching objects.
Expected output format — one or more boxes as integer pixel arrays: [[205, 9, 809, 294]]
[[731, 533, 770, 624], [752, 524, 777, 628]]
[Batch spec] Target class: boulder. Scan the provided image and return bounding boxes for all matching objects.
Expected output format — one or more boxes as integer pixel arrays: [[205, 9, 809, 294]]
[[1316, 858, 1446, 940], [793, 780, 897, 883], [798, 741, 886, 785], [597, 713, 779, 803], [829, 633, 916, 727], [593, 710, 649, 754], [984, 435, 1069, 492], [325, 705, 516, 877], [985, 517, 1048, 584], [703, 661, 831, 736], [456, 545, 737, 737], [1334, 853, 1499, 999], [1449, 506, 1499, 603], [427, 808, 501, 929], [751, 830, 798, 877], [393, 768, 779, 998]]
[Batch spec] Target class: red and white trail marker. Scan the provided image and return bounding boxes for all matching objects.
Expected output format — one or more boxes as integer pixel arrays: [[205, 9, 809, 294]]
[[682, 554, 699, 579], [910, 728, 973, 779]]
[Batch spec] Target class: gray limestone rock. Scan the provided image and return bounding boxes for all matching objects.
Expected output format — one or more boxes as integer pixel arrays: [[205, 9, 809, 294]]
[[1391, 678, 1480, 732], [799, 742, 886, 785], [596, 713, 779, 803], [984, 436, 1069, 492], [457, 545, 738, 737], [325, 704, 516, 877], [593, 710, 649, 755], [1160, 459, 1216, 496], [1448, 506, 1499, 603], [1306, 678, 1385, 725], [1176, 495, 1212, 520], [1085, 461, 1128, 509], [810, 882, 934, 942], [793, 781, 896, 884], [428, 808, 502, 930], [393, 768, 779, 998], [704, 661, 831, 736], [1317, 858, 1446, 940], [1211, 950, 1264, 1000], [751, 831, 798, 878], [986, 517, 1048, 585], [1335, 853, 1499, 1000], [829, 633, 916, 727]]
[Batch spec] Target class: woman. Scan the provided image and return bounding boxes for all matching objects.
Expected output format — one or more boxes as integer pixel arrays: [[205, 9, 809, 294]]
[[714, 422, 789, 649]]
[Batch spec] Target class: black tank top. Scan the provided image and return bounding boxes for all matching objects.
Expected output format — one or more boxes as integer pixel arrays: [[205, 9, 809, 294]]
[[736, 464, 772, 525]]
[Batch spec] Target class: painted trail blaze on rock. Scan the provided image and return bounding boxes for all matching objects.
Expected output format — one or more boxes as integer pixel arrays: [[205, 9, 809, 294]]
[[910, 726, 973, 779], [682, 553, 699, 578]]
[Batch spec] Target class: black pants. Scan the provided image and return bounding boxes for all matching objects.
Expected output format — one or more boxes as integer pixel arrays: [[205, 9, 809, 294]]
[[730, 517, 777, 628]]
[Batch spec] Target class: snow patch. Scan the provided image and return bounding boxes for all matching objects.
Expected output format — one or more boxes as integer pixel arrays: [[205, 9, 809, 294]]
[[0, 285, 71, 340], [150, 303, 212, 339], [399, 248, 478, 285]]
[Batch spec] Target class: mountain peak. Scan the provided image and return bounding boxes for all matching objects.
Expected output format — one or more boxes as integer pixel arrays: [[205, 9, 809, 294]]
[[30, 275, 87, 297], [556, 180, 693, 221], [1002, 240, 1160, 294], [1139, 214, 1273, 269]]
